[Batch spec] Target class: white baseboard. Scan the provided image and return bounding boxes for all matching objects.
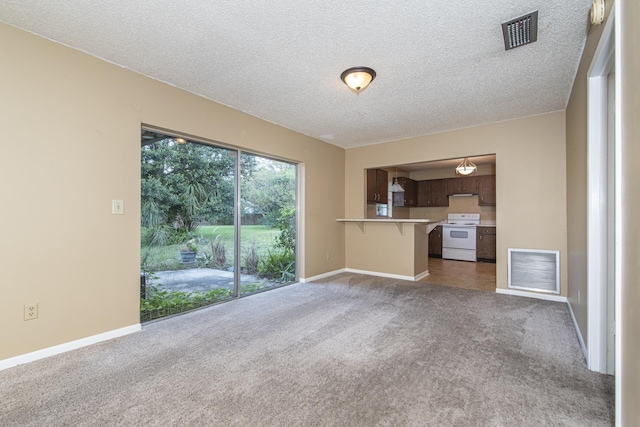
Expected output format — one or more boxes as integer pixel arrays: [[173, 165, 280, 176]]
[[567, 300, 588, 361], [495, 288, 568, 303], [302, 268, 429, 283], [345, 268, 427, 282], [299, 269, 347, 283], [0, 324, 141, 372], [414, 270, 430, 281]]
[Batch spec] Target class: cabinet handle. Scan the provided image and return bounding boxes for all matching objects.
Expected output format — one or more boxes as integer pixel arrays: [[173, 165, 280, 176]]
[[480, 235, 482, 240]]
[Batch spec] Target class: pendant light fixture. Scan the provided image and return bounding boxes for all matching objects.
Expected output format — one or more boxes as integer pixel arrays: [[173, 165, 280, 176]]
[[340, 67, 376, 93], [455, 158, 477, 176], [390, 168, 405, 192]]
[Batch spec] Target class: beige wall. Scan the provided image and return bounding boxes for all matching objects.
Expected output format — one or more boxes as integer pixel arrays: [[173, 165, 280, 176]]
[[0, 23, 345, 361], [344, 223, 428, 278], [345, 112, 568, 293], [565, 0, 613, 352], [620, 0, 640, 423]]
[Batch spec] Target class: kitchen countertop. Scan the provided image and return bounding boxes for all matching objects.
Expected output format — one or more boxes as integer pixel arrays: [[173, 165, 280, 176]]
[[478, 221, 496, 227], [428, 220, 496, 229], [337, 218, 441, 235], [337, 218, 440, 223]]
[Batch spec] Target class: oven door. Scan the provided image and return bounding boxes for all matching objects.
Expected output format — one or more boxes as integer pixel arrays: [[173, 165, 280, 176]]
[[442, 225, 477, 250]]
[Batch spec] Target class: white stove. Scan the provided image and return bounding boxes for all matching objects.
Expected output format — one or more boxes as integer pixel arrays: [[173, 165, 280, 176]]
[[442, 213, 480, 262]]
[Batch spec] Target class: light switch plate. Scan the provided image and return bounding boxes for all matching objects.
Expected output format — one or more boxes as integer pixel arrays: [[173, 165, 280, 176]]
[[112, 200, 124, 215]]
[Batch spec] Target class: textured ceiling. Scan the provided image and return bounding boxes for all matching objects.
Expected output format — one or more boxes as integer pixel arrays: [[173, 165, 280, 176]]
[[0, 1, 592, 149]]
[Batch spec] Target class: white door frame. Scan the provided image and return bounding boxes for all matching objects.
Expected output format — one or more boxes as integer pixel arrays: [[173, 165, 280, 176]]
[[586, 5, 618, 376]]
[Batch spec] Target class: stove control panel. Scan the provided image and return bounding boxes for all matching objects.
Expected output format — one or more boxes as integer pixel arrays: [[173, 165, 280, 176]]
[[447, 213, 480, 224]]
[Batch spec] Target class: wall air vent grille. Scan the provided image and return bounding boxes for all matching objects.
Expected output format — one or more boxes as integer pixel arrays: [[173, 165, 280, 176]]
[[508, 248, 560, 294], [502, 11, 538, 50]]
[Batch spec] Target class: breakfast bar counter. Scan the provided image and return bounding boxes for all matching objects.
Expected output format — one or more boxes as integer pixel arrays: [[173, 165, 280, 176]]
[[337, 218, 442, 281]]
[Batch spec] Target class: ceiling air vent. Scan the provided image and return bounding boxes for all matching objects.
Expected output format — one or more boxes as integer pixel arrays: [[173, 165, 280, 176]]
[[502, 10, 538, 50]]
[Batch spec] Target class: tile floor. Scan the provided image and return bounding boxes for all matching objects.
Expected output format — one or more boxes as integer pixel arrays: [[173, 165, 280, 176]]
[[421, 257, 496, 292]]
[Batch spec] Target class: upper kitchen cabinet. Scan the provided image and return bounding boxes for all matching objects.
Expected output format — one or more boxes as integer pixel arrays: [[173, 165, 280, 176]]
[[393, 177, 417, 207], [447, 176, 478, 195], [416, 179, 449, 207], [366, 169, 388, 204], [478, 175, 496, 206]]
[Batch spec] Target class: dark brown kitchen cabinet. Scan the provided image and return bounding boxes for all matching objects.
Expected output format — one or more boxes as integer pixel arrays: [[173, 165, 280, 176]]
[[392, 177, 417, 207], [478, 175, 496, 206], [447, 176, 478, 195], [416, 179, 449, 207], [366, 169, 388, 204], [429, 225, 443, 258], [476, 226, 496, 262]]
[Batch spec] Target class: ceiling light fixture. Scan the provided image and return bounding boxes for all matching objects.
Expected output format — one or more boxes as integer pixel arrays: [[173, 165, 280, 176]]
[[390, 168, 405, 192], [174, 138, 187, 144], [455, 158, 477, 176], [340, 67, 376, 93]]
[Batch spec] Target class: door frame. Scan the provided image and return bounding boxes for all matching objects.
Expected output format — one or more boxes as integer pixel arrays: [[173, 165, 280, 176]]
[[586, 4, 619, 378]]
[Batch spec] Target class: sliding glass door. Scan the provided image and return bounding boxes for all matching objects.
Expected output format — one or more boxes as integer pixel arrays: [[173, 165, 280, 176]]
[[140, 130, 297, 321]]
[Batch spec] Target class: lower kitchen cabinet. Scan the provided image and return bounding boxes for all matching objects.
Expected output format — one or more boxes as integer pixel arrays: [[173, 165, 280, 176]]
[[476, 226, 496, 262], [429, 225, 442, 258]]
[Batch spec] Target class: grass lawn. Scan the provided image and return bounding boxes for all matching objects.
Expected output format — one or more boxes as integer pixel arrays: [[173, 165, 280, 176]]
[[199, 225, 280, 248], [141, 225, 281, 271]]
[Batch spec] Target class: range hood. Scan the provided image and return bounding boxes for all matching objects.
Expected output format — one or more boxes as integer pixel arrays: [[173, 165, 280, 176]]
[[451, 194, 474, 197]]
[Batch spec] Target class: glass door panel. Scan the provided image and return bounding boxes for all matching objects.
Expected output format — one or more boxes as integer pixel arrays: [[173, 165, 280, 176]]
[[140, 131, 237, 321], [239, 153, 297, 296]]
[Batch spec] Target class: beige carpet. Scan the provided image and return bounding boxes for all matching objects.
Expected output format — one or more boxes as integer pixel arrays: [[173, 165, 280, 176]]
[[0, 273, 614, 426]]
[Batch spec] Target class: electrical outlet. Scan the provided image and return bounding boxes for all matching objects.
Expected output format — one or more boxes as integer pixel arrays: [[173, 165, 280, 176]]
[[24, 303, 38, 321]]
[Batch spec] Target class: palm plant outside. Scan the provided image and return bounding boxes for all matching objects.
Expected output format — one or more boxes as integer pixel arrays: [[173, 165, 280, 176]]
[[140, 136, 296, 321]]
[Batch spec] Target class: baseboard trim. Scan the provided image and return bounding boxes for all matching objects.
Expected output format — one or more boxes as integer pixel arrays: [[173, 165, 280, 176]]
[[0, 324, 141, 372], [299, 269, 347, 283], [302, 268, 428, 283], [345, 268, 427, 282], [567, 300, 588, 361], [495, 288, 568, 303], [414, 270, 430, 281]]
